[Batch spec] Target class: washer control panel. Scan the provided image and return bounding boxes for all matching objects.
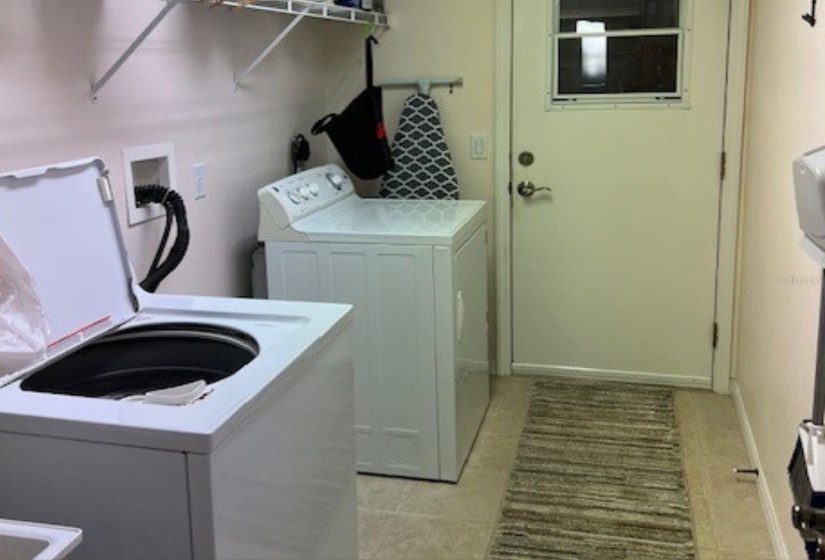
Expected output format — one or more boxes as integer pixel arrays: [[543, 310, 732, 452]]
[[257, 164, 355, 232]]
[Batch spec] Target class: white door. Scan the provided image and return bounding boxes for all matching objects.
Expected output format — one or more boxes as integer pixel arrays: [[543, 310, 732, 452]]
[[511, 0, 730, 387]]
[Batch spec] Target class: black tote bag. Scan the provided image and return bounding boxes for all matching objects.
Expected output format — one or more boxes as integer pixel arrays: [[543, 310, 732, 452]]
[[311, 37, 394, 180]]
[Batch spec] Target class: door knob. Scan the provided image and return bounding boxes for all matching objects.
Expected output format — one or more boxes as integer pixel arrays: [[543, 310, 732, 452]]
[[516, 181, 552, 198]]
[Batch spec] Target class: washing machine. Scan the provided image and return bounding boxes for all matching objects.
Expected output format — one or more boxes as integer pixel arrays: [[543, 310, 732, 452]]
[[258, 165, 490, 482], [0, 158, 357, 560]]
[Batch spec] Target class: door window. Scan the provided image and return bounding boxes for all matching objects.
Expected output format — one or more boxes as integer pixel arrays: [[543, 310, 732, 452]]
[[549, 0, 691, 107]]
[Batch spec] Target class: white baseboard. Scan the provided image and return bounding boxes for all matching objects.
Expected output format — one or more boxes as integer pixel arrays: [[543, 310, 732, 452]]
[[511, 363, 712, 390], [730, 380, 791, 559]]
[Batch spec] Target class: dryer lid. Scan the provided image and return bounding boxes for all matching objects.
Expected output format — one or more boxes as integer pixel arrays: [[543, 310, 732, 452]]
[[0, 158, 139, 380], [293, 198, 487, 246]]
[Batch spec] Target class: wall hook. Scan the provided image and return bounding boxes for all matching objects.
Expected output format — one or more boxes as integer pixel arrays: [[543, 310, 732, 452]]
[[804, 0, 817, 27]]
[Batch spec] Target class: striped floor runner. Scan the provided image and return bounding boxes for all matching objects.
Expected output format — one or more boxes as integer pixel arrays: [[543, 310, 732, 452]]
[[488, 378, 695, 560]]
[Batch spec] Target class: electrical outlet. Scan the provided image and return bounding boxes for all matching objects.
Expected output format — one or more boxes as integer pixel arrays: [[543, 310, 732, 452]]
[[193, 163, 207, 200], [123, 143, 177, 226]]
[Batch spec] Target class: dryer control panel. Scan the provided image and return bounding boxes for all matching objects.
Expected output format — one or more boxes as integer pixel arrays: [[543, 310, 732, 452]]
[[257, 164, 355, 238]]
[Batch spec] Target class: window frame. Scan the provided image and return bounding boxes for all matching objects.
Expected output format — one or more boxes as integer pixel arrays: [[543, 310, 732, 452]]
[[546, 0, 694, 110]]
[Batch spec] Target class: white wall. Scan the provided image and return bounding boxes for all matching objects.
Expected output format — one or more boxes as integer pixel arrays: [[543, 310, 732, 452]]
[[0, 1, 361, 297], [734, 0, 825, 556]]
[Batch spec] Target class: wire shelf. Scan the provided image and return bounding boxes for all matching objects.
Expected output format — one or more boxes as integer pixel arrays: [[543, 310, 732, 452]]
[[90, 0, 389, 101], [201, 0, 389, 27]]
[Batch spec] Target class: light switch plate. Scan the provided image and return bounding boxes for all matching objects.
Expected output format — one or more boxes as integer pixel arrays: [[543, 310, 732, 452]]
[[193, 163, 206, 200], [470, 134, 488, 160]]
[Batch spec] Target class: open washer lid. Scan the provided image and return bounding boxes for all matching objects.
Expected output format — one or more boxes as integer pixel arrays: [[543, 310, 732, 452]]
[[0, 158, 138, 380]]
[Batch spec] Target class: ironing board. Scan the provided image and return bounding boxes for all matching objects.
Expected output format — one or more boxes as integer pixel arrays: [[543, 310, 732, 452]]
[[380, 93, 459, 200]]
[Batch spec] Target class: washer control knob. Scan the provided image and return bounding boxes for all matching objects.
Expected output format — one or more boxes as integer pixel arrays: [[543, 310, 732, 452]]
[[327, 173, 346, 190], [308, 183, 320, 197], [298, 186, 312, 200], [288, 191, 302, 205]]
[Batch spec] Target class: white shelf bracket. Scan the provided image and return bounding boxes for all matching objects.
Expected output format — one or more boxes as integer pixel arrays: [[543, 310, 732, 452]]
[[90, 0, 183, 102], [234, 4, 313, 88]]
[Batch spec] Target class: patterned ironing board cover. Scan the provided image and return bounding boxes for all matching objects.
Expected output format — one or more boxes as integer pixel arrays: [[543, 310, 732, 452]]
[[380, 93, 459, 200]]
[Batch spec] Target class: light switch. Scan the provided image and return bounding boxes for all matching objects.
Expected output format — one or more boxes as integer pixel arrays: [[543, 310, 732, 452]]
[[471, 134, 488, 160]]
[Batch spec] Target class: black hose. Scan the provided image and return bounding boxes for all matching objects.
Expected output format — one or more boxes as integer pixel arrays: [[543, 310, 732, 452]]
[[149, 208, 174, 273], [134, 184, 190, 293]]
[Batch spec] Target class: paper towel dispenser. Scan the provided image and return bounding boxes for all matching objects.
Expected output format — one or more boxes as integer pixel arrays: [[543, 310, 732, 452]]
[[795, 146, 825, 254]]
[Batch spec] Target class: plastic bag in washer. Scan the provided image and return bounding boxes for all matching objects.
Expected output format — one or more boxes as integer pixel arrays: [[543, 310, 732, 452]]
[[0, 232, 50, 377]]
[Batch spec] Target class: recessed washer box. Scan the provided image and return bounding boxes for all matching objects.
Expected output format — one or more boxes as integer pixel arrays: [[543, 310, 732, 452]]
[[123, 143, 177, 226]]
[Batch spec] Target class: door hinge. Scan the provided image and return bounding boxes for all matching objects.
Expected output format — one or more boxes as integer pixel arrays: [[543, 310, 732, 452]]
[[720, 151, 727, 182], [712, 322, 720, 349], [508, 181, 513, 196]]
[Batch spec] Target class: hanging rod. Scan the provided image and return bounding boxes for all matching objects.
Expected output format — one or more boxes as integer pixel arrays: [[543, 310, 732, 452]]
[[378, 77, 464, 95], [90, 0, 183, 101]]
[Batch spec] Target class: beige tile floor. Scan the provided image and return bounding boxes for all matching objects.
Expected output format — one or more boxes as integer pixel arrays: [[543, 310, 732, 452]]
[[357, 376, 777, 560]]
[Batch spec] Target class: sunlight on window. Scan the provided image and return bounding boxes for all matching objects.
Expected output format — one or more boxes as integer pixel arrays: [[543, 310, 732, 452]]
[[576, 20, 606, 87]]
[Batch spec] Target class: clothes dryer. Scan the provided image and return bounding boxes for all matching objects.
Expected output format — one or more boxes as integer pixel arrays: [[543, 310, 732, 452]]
[[258, 165, 489, 482]]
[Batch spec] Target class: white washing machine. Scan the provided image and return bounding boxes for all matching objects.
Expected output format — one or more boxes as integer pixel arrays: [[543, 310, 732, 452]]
[[0, 158, 357, 560], [258, 165, 490, 482]]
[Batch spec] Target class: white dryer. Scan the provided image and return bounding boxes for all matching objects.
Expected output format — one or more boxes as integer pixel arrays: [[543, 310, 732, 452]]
[[258, 165, 490, 482], [0, 159, 357, 560]]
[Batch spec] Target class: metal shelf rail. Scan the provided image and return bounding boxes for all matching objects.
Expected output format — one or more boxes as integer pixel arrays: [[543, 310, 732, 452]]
[[90, 0, 390, 101]]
